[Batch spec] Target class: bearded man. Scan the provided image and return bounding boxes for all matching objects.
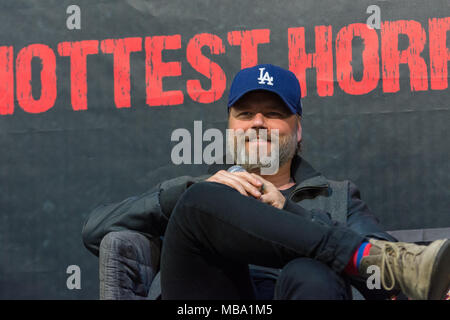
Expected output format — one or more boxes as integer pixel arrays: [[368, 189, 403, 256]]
[[82, 64, 449, 300]]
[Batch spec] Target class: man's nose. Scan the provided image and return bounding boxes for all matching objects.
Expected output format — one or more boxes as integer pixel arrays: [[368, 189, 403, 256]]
[[251, 113, 266, 127]]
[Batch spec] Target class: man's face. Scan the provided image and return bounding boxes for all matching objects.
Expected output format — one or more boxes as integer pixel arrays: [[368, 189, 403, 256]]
[[227, 90, 302, 172]]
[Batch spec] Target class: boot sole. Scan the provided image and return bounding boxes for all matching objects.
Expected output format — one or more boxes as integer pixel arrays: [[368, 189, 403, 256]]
[[428, 239, 450, 300]]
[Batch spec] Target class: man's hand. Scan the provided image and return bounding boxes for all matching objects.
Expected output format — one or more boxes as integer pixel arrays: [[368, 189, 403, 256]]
[[251, 174, 286, 209], [206, 170, 263, 198]]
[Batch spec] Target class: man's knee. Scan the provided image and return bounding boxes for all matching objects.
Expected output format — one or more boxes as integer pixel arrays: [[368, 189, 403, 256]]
[[274, 258, 350, 300], [173, 181, 239, 217], [175, 181, 226, 207], [170, 181, 230, 226]]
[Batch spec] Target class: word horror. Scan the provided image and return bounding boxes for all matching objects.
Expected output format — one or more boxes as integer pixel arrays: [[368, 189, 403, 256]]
[[0, 17, 449, 115]]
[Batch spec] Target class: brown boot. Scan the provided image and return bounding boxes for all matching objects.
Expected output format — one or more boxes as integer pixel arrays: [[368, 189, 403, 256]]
[[359, 238, 450, 300]]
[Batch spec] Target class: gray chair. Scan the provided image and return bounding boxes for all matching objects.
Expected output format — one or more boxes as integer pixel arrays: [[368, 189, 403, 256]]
[[98, 228, 450, 300], [99, 231, 162, 300]]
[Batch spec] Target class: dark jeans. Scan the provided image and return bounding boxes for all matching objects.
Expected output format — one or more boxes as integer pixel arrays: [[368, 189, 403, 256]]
[[251, 258, 352, 300], [160, 181, 365, 299]]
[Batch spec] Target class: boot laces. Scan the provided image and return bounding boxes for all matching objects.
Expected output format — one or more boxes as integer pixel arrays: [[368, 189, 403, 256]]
[[380, 243, 396, 291], [380, 242, 418, 291]]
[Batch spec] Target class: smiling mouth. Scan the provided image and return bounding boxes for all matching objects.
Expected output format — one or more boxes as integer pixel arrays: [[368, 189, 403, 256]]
[[246, 137, 271, 143]]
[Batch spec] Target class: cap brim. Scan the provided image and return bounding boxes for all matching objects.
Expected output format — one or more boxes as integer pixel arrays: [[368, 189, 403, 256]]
[[228, 87, 299, 115]]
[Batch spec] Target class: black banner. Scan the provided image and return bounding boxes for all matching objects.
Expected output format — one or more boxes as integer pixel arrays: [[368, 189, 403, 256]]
[[0, 0, 449, 299]]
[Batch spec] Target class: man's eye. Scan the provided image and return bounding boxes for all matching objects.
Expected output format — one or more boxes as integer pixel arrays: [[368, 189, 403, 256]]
[[239, 112, 252, 117], [266, 112, 283, 118]]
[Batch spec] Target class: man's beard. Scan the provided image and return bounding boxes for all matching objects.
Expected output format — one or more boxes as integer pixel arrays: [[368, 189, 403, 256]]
[[226, 128, 298, 174]]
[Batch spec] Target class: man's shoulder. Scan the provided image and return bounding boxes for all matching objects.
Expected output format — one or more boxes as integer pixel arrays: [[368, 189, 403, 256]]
[[159, 173, 212, 189], [322, 178, 363, 200]]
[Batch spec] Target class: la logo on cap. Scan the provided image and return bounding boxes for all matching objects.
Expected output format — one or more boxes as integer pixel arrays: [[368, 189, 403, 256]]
[[257, 67, 274, 86]]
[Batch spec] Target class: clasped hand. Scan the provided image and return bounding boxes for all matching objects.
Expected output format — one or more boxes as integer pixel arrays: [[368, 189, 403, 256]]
[[206, 170, 286, 209]]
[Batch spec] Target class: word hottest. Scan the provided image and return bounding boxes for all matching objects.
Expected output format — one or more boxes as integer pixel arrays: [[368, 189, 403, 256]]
[[1, 17, 449, 115]]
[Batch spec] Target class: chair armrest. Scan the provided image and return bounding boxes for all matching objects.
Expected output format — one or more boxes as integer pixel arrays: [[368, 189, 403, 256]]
[[99, 230, 161, 300]]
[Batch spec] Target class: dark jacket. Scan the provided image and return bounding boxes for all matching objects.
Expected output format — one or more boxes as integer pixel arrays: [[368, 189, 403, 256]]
[[82, 155, 395, 257], [82, 155, 398, 299]]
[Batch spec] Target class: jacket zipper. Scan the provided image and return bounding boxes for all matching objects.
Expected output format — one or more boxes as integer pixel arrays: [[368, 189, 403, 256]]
[[288, 185, 328, 200]]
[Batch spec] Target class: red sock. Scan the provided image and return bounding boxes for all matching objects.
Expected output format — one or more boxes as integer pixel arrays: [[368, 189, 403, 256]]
[[344, 242, 372, 275]]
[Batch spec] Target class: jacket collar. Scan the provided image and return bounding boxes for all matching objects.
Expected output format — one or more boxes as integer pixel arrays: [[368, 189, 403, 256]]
[[207, 154, 329, 190], [290, 154, 329, 191]]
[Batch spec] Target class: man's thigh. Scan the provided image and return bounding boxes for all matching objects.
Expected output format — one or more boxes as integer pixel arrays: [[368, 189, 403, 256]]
[[273, 258, 352, 300]]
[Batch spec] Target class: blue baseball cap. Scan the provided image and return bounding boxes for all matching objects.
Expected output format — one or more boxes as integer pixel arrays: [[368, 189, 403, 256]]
[[228, 64, 302, 116]]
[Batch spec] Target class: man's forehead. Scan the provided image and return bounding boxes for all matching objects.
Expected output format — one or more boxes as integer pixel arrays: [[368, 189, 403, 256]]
[[232, 90, 290, 111]]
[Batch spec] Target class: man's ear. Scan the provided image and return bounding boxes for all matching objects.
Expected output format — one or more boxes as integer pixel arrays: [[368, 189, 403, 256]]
[[296, 116, 302, 143]]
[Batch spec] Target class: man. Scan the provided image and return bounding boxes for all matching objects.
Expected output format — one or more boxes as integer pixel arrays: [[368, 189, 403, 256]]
[[82, 64, 449, 300]]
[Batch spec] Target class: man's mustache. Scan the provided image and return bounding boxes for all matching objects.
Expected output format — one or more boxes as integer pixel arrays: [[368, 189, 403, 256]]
[[245, 137, 272, 142], [238, 129, 274, 142]]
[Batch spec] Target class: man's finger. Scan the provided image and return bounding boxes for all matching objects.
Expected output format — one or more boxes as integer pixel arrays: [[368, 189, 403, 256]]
[[250, 173, 274, 193], [210, 174, 248, 197], [260, 193, 284, 209], [259, 193, 274, 205], [234, 171, 263, 188], [219, 171, 262, 198]]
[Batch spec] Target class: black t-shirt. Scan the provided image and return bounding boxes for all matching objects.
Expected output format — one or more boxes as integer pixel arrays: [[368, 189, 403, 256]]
[[279, 183, 297, 198]]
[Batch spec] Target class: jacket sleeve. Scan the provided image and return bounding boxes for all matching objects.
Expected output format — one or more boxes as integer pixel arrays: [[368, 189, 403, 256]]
[[346, 181, 403, 300], [81, 174, 211, 256], [346, 180, 397, 242]]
